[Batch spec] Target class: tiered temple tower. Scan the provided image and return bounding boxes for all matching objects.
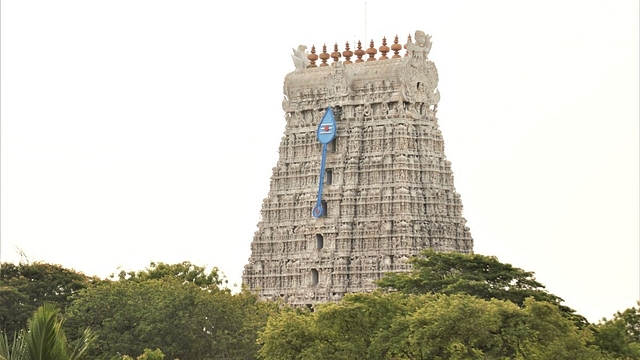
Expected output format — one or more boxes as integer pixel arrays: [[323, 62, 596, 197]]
[[243, 31, 473, 306]]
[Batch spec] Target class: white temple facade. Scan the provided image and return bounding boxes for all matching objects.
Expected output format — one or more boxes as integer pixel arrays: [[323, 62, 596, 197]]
[[243, 31, 473, 306]]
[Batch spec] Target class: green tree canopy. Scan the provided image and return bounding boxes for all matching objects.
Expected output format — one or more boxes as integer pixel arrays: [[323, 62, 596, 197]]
[[0, 262, 97, 336], [0, 303, 95, 360], [258, 292, 600, 360], [376, 250, 587, 327], [110, 348, 166, 360], [259, 292, 408, 360], [591, 301, 640, 359], [114, 261, 226, 290], [67, 263, 277, 359]]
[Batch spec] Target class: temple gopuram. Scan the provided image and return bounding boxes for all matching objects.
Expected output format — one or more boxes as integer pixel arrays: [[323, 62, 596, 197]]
[[243, 30, 473, 306]]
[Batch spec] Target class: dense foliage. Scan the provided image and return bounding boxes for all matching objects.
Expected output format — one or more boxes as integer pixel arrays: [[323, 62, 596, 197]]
[[64, 262, 277, 359], [376, 249, 587, 327], [1, 255, 638, 359], [113, 261, 226, 289], [259, 292, 601, 359], [0, 303, 95, 360], [592, 302, 640, 359], [0, 262, 97, 337]]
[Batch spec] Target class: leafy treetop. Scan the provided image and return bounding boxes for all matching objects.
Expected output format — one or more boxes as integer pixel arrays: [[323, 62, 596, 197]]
[[0, 262, 97, 336], [376, 250, 587, 327], [114, 261, 226, 290]]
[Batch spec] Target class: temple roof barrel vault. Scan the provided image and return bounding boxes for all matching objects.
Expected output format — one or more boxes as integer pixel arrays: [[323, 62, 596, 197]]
[[243, 30, 473, 306]]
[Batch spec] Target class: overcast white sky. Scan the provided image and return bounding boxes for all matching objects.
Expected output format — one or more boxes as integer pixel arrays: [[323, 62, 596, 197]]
[[1, 0, 638, 323]]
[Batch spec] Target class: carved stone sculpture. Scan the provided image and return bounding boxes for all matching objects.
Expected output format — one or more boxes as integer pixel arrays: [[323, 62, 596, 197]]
[[291, 45, 310, 70]]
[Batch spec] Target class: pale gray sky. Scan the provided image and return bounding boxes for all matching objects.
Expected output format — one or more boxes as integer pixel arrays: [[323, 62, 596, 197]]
[[1, 0, 638, 322]]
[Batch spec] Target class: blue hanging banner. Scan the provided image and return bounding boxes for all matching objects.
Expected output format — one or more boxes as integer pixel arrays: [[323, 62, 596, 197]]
[[312, 107, 337, 218], [316, 107, 337, 144]]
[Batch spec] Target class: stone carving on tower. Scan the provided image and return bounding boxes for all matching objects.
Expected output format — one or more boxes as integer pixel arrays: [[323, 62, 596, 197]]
[[243, 31, 473, 306]]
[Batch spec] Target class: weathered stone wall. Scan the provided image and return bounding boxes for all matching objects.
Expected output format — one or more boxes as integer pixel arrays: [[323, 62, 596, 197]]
[[243, 32, 473, 306]]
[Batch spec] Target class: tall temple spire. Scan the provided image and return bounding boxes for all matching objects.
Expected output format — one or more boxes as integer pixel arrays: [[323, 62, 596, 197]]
[[243, 30, 473, 306]]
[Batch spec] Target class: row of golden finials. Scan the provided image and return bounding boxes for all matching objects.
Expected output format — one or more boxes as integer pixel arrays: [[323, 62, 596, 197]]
[[307, 34, 414, 67]]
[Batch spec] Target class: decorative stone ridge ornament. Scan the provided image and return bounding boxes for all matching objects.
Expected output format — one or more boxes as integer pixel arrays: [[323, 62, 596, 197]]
[[243, 30, 473, 307]]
